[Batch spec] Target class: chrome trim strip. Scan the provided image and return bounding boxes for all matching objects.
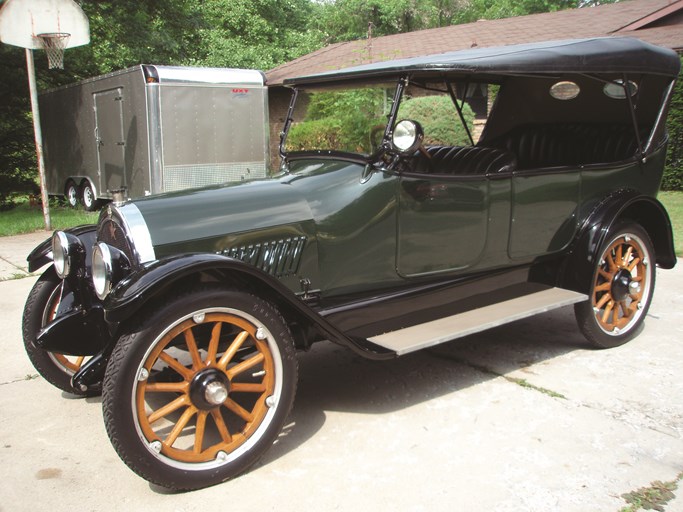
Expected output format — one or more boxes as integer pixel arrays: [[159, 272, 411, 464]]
[[115, 203, 156, 264]]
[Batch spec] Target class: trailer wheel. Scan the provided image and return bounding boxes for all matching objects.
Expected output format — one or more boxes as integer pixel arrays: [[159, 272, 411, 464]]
[[64, 180, 79, 208], [81, 182, 100, 211]]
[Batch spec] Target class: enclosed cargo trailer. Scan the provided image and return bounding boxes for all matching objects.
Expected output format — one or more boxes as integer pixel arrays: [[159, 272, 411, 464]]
[[39, 65, 269, 210]]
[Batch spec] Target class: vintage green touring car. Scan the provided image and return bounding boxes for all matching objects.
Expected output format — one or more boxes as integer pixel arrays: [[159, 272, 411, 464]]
[[23, 37, 679, 490]]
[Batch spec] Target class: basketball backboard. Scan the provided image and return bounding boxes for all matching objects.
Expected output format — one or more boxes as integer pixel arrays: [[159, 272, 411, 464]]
[[0, 0, 89, 50]]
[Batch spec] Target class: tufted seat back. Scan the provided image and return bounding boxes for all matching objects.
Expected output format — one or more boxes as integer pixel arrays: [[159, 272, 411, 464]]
[[485, 123, 646, 170], [411, 145, 517, 175]]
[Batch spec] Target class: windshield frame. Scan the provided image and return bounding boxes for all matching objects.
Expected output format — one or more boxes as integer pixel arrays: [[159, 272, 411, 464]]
[[279, 77, 408, 164]]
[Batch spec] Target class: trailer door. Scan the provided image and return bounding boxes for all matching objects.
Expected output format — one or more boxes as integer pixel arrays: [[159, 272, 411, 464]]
[[94, 88, 126, 195]]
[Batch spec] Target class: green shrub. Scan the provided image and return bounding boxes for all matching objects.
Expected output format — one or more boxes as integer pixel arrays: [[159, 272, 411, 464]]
[[398, 94, 474, 146], [286, 88, 386, 154], [663, 59, 683, 191]]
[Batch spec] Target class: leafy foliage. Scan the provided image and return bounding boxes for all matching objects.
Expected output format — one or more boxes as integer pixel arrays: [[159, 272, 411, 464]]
[[663, 60, 683, 191], [399, 95, 474, 146], [286, 88, 388, 153], [312, 0, 620, 43]]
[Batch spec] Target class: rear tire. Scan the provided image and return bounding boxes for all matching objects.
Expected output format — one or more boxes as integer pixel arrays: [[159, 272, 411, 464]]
[[64, 180, 78, 208], [81, 182, 100, 211], [102, 287, 298, 490], [574, 221, 656, 348]]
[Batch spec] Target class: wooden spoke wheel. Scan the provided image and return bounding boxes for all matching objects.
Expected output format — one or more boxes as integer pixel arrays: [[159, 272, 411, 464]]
[[103, 288, 297, 491], [22, 269, 93, 395], [575, 222, 656, 348]]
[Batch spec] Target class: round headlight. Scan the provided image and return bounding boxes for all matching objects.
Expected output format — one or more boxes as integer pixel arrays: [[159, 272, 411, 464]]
[[92, 242, 112, 300], [52, 231, 71, 279]]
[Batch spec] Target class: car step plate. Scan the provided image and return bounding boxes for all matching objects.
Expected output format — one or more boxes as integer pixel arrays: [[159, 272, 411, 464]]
[[369, 287, 588, 356]]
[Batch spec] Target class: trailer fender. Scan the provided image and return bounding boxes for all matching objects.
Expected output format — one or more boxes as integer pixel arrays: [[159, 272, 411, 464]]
[[562, 190, 676, 293], [104, 253, 395, 360], [27, 225, 98, 272]]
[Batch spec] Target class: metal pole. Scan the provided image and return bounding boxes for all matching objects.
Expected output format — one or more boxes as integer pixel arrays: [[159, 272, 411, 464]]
[[25, 48, 51, 231]]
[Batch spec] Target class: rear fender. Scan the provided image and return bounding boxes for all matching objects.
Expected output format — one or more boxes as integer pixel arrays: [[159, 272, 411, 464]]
[[105, 254, 394, 360], [562, 190, 676, 293]]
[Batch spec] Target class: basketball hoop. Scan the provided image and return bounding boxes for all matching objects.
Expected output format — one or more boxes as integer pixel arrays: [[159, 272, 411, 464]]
[[37, 32, 71, 69]]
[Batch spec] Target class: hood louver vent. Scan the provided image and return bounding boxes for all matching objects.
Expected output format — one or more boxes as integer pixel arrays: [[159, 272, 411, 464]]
[[219, 237, 306, 277]]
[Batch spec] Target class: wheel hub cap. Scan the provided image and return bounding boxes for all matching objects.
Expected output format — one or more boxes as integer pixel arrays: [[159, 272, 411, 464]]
[[611, 269, 632, 302], [189, 368, 231, 410]]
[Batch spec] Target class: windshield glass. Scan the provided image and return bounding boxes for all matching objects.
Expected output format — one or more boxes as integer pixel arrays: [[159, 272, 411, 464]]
[[283, 81, 484, 157], [284, 83, 396, 156]]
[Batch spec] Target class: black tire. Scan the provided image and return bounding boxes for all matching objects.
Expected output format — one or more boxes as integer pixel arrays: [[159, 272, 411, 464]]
[[574, 221, 656, 348], [64, 180, 79, 208], [81, 182, 100, 211], [22, 269, 94, 396], [102, 287, 298, 491]]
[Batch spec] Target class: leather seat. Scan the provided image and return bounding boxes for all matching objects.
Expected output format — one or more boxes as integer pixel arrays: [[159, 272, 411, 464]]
[[485, 123, 646, 169], [411, 145, 517, 175]]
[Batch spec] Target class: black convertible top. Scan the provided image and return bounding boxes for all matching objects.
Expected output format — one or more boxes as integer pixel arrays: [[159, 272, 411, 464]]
[[285, 37, 681, 86]]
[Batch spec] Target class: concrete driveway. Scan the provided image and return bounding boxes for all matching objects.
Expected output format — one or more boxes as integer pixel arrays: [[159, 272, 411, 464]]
[[0, 239, 681, 511]]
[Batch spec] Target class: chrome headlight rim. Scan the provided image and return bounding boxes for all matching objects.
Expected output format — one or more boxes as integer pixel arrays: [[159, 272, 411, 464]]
[[92, 242, 131, 300], [52, 231, 85, 279], [92, 242, 113, 300]]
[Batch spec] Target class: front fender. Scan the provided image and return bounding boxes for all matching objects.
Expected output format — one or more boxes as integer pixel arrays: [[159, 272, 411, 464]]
[[562, 189, 676, 293], [27, 225, 98, 272], [105, 254, 395, 360]]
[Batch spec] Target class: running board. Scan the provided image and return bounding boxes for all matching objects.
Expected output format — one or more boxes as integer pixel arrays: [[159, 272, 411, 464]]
[[368, 287, 588, 356]]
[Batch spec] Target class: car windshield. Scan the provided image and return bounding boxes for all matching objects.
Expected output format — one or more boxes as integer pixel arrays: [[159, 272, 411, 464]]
[[283, 83, 396, 156], [283, 80, 487, 157]]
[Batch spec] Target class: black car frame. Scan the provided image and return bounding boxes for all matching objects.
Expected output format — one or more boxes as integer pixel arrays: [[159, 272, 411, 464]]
[[23, 37, 679, 490]]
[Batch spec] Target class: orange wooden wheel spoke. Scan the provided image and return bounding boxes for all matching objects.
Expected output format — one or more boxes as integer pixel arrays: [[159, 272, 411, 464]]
[[598, 268, 612, 280], [231, 382, 267, 393], [616, 244, 623, 266], [595, 282, 611, 292], [194, 411, 208, 454], [210, 409, 232, 443], [184, 328, 203, 370], [628, 258, 641, 272], [159, 352, 193, 380], [147, 394, 190, 424], [217, 331, 249, 370], [145, 382, 188, 393], [622, 246, 633, 265], [227, 353, 265, 380], [595, 293, 611, 309], [206, 322, 223, 366], [606, 251, 618, 271], [631, 275, 643, 282], [223, 398, 254, 422], [165, 406, 197, 447], [601, 301, 614, 324]]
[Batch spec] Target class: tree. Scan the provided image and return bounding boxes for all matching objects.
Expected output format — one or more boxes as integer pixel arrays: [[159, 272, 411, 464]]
[[189, 0, 324, 70]]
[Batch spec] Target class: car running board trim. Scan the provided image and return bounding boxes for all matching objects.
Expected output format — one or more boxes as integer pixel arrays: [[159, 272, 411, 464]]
[[368, 287, 588, 356]]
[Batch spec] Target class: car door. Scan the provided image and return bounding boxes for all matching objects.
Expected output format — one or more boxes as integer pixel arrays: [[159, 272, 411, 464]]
[[397, 173, 489, 277], [508, 169, 580, 260]]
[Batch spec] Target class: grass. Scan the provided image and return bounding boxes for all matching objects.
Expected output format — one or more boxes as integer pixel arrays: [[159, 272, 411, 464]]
[[658, 191, 683, 257], [620, 472, 682, 512], [0, 199, 98, 237]]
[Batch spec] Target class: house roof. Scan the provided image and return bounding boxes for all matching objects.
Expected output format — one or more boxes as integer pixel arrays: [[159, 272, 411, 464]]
[[285, 37, 681, 87], [267, 0, 683, 86]]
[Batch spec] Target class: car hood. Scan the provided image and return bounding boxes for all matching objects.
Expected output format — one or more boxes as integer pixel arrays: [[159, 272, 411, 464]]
[[129, 176, 315, 254]]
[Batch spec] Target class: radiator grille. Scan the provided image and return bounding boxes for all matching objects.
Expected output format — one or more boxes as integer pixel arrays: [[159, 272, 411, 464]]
[[97, 218, 135, 264]]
